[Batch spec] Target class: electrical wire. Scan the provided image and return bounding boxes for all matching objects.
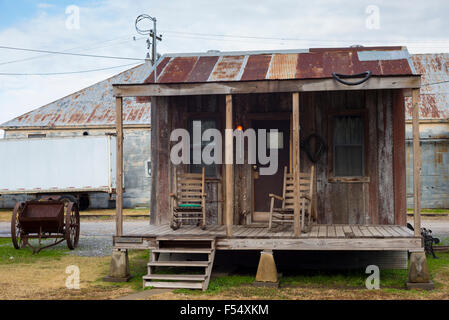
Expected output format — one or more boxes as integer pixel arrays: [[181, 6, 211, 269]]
[[161, 29, 449, 45], [422, 80, 449, 86], [0, 62, 141, 76], [0, 45, 145, 61]]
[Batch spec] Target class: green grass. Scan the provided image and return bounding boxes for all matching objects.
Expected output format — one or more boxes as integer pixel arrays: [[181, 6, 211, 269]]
[[407, 208, 449, 214], [436, 237, 449, 246], [0, 238, 68, 264], [173, 252, 449, 295], [175, 275, 255, 295], [95, 250, 150, 291]]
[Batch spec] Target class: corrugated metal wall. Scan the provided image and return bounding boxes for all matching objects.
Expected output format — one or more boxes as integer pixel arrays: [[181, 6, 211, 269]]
[[406, 122, 449, 209]]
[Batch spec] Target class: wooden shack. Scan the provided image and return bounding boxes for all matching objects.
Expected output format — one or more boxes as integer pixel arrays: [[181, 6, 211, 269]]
[[110, 47, 427, 290]]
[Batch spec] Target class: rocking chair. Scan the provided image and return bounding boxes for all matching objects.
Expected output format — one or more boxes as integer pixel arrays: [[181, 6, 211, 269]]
[[268, 166, 315, 231], [170, 167, 207, 230]]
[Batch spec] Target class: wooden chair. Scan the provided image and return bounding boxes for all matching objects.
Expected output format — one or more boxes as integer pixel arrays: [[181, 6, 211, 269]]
[[268, 166, 315, 231], [170, 167, 207, 230]]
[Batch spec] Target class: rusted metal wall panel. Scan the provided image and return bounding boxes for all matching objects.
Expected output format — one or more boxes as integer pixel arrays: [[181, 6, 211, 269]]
[[157, 56, 198, 83], [406, 54, 449, 119], [208, 55, 246, 81], [240, 54, 271, 81], [267, 53, 298, 80], [143, 56, 171, 83], [186, 56, 219, 82]]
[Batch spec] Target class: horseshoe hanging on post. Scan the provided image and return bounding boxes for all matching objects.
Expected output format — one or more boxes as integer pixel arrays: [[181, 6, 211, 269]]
[[301, 134, 327, 163]]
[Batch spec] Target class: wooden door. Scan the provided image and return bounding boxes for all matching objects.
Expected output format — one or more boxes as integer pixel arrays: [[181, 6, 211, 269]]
[[252, 120, 291, 222]]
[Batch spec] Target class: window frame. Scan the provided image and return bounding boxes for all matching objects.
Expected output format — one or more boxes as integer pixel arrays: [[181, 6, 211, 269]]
[[327, 109, 370, 183], [187, 116, 220, 178]]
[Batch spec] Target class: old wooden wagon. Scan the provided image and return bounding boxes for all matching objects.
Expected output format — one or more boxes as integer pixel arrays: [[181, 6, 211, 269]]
[[109, 46, 429, 290]]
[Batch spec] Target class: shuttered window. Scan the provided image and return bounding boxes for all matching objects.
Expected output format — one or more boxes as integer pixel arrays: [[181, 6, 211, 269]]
[[333, 115, 364, 177], [189, 119, 218, 177]]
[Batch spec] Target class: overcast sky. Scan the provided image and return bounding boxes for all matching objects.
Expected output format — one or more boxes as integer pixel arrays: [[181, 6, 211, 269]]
[[1, 0, 449, 137]]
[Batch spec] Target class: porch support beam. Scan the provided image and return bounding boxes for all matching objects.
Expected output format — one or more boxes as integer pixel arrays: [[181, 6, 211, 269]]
[[113, 76, 421, 97], [225, 95, 234, 237], [411, 89, 421, 237], [292, 92, 301, 237], [115, 97, 124, 237]]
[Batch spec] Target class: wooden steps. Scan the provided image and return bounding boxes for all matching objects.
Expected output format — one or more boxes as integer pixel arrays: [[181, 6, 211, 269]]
[[148, 260, 210, 267], [143, 237, 216, 291]]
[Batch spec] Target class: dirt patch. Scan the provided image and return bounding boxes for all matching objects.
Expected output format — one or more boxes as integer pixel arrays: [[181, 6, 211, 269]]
[[0, 255, 136, 300]]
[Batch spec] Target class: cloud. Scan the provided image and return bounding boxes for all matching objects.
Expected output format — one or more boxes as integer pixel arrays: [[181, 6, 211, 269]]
[[0, 0, 449, 127], [37, 3, 55, 9]]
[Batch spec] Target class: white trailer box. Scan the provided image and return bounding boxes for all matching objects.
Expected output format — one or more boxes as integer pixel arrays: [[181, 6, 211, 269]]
[[0, 136, 116, 194]]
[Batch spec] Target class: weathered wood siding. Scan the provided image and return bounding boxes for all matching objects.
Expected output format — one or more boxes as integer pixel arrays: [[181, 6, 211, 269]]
[[152, 90, 404, 226]]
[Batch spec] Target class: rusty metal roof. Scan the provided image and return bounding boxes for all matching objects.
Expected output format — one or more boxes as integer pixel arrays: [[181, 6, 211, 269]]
[[1, 62, 153, 129], [406, 53, 449, 120], [144, 46, 417, 84]]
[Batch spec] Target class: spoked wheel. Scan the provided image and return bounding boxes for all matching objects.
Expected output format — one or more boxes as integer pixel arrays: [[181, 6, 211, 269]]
[[65, 202, 80, 250], [11, 202, 24, 250]]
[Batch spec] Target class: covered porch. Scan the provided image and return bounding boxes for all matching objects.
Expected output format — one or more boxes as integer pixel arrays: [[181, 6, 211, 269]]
[[107, 47, 430, 290], [113, 223, 420, 251]]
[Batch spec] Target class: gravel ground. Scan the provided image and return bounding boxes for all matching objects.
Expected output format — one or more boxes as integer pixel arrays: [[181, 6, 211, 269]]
[[0, 220, 149, 257], [0, 218, 448, 256]]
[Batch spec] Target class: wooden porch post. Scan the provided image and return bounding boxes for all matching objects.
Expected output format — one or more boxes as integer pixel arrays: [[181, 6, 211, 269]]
[[225, 95, 234, 237], [292, 92, 301, 237], [115, 97, 124, 237], [411, 89, 421, 237]]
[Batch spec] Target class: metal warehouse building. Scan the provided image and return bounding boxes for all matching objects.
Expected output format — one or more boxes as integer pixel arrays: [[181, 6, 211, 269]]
[[406, 54, 449, 209], [0, 62, 153, 209]]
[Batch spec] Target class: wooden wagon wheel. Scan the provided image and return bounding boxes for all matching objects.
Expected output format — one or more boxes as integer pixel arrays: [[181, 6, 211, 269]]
[[11, 202, 24, 250], [65, 202, 80, 250]]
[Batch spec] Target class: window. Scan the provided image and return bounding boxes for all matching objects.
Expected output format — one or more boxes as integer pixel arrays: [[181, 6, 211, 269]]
[[189, 119, 218, 177], [145, 160, 151, 178], [333, 115, 364, 177], [28, 133, 46, 138]]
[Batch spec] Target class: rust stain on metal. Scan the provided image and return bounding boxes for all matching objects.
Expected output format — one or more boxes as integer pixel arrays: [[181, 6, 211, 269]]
[[296, 52, 324, 79], [209, 55, 245, 81], [240, 54, 271, 81], [158, 57, 198, 83], [322, 51, 354, 77], [404, 53, 449, 119], [267, 53, 298, 79], [144, 56, 171, 83], [186, 56, 219, 82], [379, 59, 412, 75], [1, 63, 153, 128]]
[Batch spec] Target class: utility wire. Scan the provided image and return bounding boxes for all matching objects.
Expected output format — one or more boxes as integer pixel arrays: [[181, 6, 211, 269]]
[[422, 79, 449, 86], [161, 29, 449, 44], [0, 36, 147, 66], [0, 62, 141, 76], [0, 45, 145, 61]]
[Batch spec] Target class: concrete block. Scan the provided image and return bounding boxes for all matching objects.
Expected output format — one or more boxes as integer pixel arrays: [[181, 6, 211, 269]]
[[255, 250, 278, 284], [407, 251, 433, 290], [103, 249, 131, 282]]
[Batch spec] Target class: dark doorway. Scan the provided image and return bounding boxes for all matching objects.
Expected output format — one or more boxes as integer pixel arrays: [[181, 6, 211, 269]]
[[252, 119, 290, 222]]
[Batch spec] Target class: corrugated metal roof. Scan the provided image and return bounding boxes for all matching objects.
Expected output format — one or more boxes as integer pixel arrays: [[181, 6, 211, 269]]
[[1, 62, 153, 129], [406, 53, 449, 120], [143, 46, 416, 84]]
